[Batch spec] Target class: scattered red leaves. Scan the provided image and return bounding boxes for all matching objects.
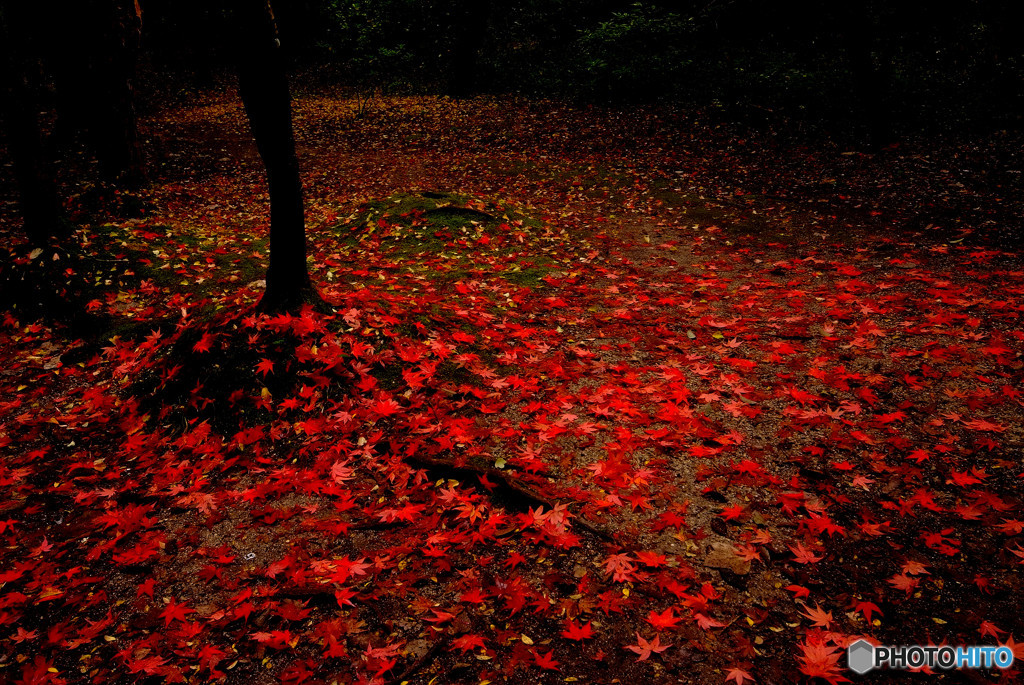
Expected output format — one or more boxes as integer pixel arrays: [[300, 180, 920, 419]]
[[1, 90, 1023, 685]]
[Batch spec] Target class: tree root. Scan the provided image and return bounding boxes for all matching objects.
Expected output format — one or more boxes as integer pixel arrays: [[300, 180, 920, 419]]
[[405, 453, 617, 543], [383, 635, 449, 685]]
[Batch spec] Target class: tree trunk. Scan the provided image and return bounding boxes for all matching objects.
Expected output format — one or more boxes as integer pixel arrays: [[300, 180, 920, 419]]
[[0, 4, 67, 245], [95, 0, 146, 186], [446, 0, 489, 98], [49, 0, 146, 186], [233, 0, 320, 311], [841, 6, 893, 149]]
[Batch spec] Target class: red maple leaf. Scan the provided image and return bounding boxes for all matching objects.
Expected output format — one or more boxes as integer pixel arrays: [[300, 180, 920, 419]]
[[334, 587, 357, 608], [459, 588, 489, 604], [560, 621, 595, 641], [888, 573, 920, 594], [797, 637, 850, 684], [653, 510, 688, 531], [159, 598, 195, 626], [197, 644, 228, 671], [788, 542, 823, 564], [451, 634, 486, 653], [533, 650, 560, 670], [253, 630, 297, 649], [725, 667, 755, 684], [962, 418, 1005, 432], [979, 621, 1006, 639], [136, 578, 155, 599], [602, 553, 636, 582], [647, 607, 682, 630], [329, 556, 371, 583], [1008, 544, 1024, 564], [901, 559, 930, 575], [12, 627, 38, 643], [255, 358, 274, 376], [376, 503, 425, 523], [855, 601, 882, 624], [720, 504, 745, 521], [125, 654, 167, 675], [788, 386, 823, 405], [695, 613, 726, 630], [372, 397, 402, 417], [1000, 636, 1024, 661], [626, 633, 672, 660], [365, 641, 403, 659], [800, 603, 834, 628], [636, 550, 668, 568], [192, 332, 215, 353], [424, 609, 455, 624], [995, 519, 1024, 535], [786, 584, 811, 599]]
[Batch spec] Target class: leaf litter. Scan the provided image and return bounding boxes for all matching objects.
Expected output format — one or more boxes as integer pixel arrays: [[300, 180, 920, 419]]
[[0, 91, 1023, 684]]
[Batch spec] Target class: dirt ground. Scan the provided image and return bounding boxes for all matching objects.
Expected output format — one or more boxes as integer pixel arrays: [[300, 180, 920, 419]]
[[0, 89, 1022, 684]]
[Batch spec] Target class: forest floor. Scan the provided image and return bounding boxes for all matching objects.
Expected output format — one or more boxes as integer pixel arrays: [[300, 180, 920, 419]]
[[1, 89, 1023, 685]]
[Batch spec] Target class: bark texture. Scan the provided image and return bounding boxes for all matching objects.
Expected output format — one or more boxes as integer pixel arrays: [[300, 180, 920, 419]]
[[233, 1, 319, 311]]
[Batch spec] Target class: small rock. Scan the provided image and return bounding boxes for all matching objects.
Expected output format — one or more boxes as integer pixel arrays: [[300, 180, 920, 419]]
[[405, 639, 431, 659], [452, 611, 473, 634], [704, 541, 751, 575], [196, 603, 220, 617], [703, 490, 728, 504]]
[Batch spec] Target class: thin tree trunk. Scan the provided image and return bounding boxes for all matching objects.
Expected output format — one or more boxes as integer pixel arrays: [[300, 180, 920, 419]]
[[233, 0, 320, 311], [841, 6, 893, 148], [446, 0, 489, 97]]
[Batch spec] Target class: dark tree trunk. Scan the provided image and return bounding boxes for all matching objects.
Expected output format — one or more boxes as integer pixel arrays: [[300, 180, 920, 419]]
[[446, 0, 489, 98], [0, 4, 67, 245], [49, 0, 146, 186], [0, 4, 109, 333], [841, 6, 893, 149], [96, 0, 146, 186], [233, 0, 320, 311], [980, 0, 1024, 129]]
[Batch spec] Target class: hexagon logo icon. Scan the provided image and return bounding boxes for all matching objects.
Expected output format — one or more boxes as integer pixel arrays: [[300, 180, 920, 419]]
[[847, 639, 875, 675]]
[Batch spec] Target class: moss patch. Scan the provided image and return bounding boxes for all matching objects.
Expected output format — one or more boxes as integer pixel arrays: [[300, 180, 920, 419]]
[[326, 191, 562, 287]]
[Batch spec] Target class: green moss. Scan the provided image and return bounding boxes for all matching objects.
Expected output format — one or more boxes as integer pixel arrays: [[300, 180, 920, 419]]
[[371, 362, 405, 391], [436, 360, 476, 386], [499, 264, 551, 287], [325, 191, 563, 288]]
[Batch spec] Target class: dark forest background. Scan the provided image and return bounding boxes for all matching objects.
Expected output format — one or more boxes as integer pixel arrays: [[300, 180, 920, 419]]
[[2, 0, 1022, 308], [137, 0, 1023, 138]]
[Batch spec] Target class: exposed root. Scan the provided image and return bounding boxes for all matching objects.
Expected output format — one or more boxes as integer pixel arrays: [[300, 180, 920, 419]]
[[406, 453, 617, 543], [383, 635, 449, 685]]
